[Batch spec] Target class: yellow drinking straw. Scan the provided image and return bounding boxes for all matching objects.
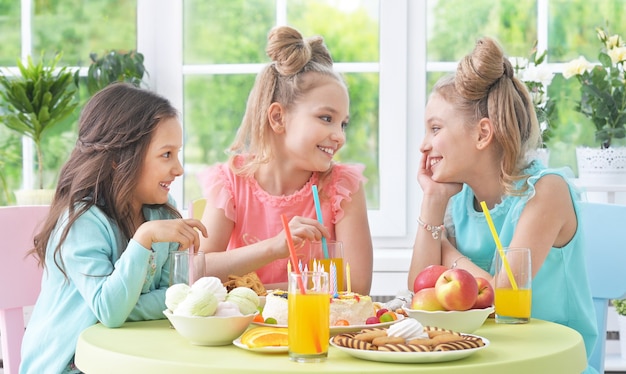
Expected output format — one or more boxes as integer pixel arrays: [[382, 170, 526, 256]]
[[479, 201, 518, 290]]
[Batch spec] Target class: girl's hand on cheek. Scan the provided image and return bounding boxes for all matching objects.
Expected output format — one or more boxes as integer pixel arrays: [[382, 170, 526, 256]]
[[417, 153, 462, 199]]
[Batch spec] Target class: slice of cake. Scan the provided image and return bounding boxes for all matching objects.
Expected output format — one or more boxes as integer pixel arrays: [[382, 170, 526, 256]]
[[329, 292, 374, 325], [261, 290, 289, 325], [261, 290, 375, 326]]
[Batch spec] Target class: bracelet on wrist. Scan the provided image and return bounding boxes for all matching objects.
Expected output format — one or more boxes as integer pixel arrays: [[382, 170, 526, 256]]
[[451, 255, 468, 269], [417, 217, 445, 240]]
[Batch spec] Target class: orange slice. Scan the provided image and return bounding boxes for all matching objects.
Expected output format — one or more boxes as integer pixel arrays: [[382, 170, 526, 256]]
[[240, 327, 288, 348]]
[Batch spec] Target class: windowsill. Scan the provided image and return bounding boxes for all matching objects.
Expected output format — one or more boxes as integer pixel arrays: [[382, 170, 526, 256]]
[[606, 353, 626, 371]]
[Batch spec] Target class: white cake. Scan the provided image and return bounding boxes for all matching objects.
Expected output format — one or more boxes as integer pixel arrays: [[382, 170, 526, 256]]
[[261, 290, 375, 326]]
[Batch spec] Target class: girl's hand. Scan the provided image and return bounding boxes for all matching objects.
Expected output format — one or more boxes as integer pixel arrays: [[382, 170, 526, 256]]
[[274, 216, 330, 256], [133, 219, 208, 251], [417, 153, 463, 199]]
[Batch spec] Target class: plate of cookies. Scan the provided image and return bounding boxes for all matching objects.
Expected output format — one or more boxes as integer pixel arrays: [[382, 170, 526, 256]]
[[330, 323, 489, 363]]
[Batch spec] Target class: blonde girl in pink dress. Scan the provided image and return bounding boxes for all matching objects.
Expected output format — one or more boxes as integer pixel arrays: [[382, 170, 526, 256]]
[[197, 26, 373, 294]]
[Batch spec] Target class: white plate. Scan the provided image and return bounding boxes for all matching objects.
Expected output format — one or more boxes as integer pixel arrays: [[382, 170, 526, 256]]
[[252, 314, 405, 334], [330, 334, 490, 363], [232, 337, 288, 353]]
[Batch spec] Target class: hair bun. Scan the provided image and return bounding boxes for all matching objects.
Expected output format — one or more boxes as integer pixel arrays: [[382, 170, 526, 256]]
[[266, 26, 333, 76], [455, 37, 506, 100], [266, 26, 311, 75]]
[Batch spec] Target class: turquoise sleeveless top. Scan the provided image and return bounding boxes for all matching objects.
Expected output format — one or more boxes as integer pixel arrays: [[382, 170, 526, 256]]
[[447, 162, 598, 373]]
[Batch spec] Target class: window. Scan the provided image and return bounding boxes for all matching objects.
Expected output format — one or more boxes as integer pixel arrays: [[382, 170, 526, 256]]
[[0, 0, 137, 202], [424, 0, 626, 172], [142, 0, 410, 240], [6, 0, 626, 248]]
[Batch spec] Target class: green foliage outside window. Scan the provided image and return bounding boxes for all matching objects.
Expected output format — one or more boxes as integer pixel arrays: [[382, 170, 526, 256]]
[[0, 0, 136, 204], [181, 0, 381, 208], [3, 0, 626, 206]]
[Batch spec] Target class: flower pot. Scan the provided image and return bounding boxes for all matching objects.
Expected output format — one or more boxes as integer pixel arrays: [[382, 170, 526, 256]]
[[576, 146, 626, 184], [14, 189, 55, 205], [526, 148, 550, 167]]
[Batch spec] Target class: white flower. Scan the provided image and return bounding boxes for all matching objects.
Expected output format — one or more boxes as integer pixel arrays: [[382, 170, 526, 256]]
[[563, 56, 594, 79], [607, 34, 621, 50], [523, 64, 554, 87], [509, 56, 529, 71], [608, 46, 626, 64]]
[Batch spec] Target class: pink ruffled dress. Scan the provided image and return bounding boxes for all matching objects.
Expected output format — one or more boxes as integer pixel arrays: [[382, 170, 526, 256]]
[[198, 155, 366, 285]]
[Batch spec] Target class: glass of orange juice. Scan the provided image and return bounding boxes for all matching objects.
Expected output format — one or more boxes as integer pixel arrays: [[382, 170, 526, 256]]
[[308, 241, 344, 293], [494, 247, 532, 324], [288, 271, 330, 362]]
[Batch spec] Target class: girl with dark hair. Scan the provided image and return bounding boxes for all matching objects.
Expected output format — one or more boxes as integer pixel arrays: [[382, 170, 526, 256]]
[[20, 83, 207, 374]]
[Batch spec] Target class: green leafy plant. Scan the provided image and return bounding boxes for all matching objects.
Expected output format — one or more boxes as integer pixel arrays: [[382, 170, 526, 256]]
[[613, 299, 626, 316], [563, 26, 626, 149], [82, 50, 147, 96], [0, 53, 78, 189], [510, 41, 558, 146]]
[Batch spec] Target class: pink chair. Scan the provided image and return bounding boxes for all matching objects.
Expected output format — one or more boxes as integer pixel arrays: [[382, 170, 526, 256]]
[[0, 205, 49, 374]]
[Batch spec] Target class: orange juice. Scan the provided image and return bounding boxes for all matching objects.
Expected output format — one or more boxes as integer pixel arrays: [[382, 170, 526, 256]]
[[309, 257, 344, 292], [495, 288, 532, 318], [288, 292, 330, 356]]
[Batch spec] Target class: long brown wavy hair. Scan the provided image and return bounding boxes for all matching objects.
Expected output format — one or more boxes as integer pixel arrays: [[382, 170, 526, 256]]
[[31, 83, 181, 278]]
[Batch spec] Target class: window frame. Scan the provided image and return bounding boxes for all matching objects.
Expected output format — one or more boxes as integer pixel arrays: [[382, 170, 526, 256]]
[[138, 0, 413, 245]]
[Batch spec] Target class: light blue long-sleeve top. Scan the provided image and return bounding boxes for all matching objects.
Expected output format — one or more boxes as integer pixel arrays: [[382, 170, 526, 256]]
[[19, 199, 178, 374], [446, 162, 598, 373]]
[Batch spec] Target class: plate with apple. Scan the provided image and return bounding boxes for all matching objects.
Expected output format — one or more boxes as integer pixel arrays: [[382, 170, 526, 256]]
[[405, 266, 495, 333]]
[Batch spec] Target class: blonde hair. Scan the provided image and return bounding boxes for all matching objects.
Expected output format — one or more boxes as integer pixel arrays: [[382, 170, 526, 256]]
[[228, 25, 345, 176], [432, 37, 540, 195]]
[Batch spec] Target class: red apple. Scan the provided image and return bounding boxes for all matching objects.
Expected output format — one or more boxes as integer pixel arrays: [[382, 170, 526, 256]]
[[413, 265, 448, 293], [411, 287, 446, 311], [435, 268, 478, 311], [472, 277, 495, 309]]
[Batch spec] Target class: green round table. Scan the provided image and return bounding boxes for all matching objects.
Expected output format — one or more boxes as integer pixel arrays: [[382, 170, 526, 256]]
[[75, 318, 587, 373]]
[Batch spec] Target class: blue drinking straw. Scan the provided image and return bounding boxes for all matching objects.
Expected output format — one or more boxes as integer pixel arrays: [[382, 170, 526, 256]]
[[311, 184, 329, 259]]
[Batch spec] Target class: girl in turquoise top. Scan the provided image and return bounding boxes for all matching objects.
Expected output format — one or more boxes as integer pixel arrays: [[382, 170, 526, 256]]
[[408, 37, 598, 373], [20, 83, 207, 374]]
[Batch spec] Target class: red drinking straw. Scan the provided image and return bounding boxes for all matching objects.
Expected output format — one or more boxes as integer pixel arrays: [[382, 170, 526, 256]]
[[281, 214, 306, 295]]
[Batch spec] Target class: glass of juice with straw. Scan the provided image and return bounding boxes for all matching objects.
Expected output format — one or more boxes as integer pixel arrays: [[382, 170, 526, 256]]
[[494, 247, 532, 324], [288, 271, 330, 362], [308, 240, 344, 293]]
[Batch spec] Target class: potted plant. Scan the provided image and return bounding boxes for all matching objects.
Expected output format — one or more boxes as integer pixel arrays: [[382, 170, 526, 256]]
[[510, 42, 557, 166], [0, 53, 78, 204], [563, 26, 626, 182], [612, 299, 626, 359], [80, 49, 147, 96]]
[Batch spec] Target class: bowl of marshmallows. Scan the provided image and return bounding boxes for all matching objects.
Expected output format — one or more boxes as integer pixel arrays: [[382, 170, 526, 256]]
[[164, 276, 260, 346]]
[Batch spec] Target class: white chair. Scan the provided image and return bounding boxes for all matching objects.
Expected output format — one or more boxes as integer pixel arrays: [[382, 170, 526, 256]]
[[579, 201, 626, 373], [0, 205, 49, 374]]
